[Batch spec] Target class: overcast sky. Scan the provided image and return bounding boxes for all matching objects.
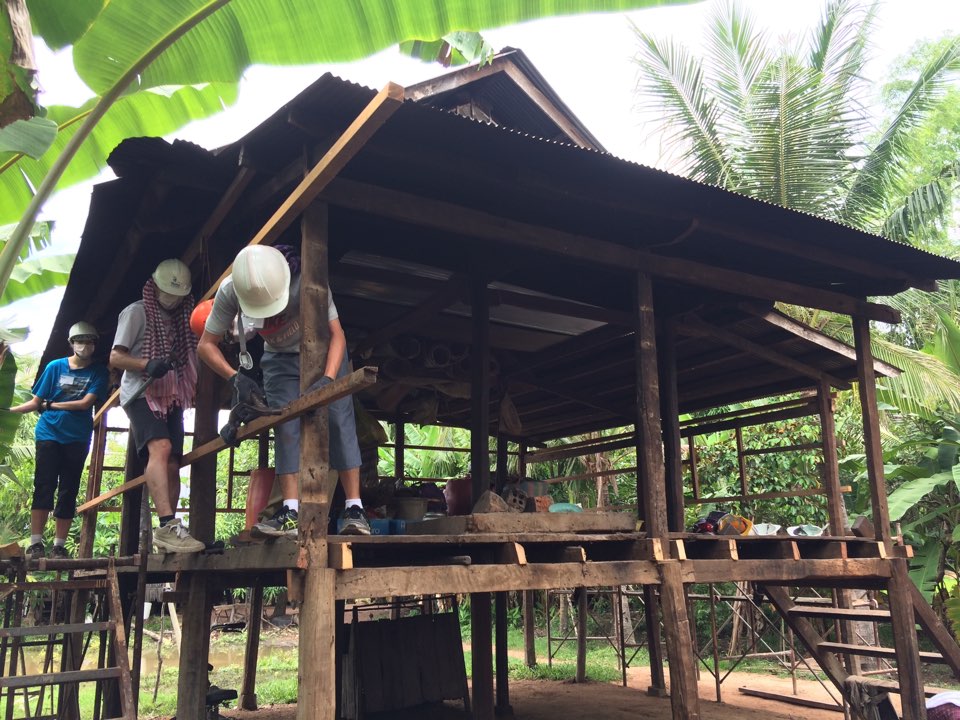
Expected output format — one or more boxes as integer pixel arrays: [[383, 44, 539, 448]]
[[8, 0, 960, 354]]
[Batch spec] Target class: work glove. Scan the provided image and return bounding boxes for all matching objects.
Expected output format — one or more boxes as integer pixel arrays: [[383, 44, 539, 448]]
[[231, 371, 269, 410], [145, 358, 172, 378], [306, 375, 335, 395], [219, 401, 281, 448], [219, 419, 240, 448]]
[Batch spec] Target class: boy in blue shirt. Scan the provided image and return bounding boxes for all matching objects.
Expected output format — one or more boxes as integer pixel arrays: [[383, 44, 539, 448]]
[[10, 322, 109, 559]]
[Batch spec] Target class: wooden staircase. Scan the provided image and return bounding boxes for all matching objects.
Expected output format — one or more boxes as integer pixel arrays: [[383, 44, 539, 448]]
[[0, 559, 134, 720], [759, 568, 960, 720]]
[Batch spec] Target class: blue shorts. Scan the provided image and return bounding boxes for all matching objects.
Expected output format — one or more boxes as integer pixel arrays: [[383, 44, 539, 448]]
[[261, 351, 362, 475]]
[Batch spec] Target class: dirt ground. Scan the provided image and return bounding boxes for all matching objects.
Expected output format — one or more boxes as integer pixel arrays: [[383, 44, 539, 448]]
[[216, 665, 856, 720]]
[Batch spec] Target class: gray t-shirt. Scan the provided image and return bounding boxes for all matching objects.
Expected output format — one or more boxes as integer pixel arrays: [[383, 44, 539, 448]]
[[206, 272, 339, 354], [113, 301, 154, 405]]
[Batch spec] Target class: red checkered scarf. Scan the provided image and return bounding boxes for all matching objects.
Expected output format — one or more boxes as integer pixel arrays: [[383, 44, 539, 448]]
[[142, 279, 198, 418]]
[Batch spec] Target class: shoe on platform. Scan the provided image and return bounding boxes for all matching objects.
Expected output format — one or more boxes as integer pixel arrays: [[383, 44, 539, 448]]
[[26, 541, 44, 560], [50, 544, 69, 559], [339, 506, 371, 536], [251, 505, 298, 539], [153, 519, 204, 554]]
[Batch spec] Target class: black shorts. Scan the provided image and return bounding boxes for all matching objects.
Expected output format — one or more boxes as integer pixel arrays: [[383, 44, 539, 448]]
[[34, 440, 90, 519], [125, 399, 185, 459]]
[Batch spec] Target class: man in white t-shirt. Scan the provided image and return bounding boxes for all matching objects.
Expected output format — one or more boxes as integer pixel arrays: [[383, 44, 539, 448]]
[[110, 259, 205, 553], [198, 245, 369, 537]]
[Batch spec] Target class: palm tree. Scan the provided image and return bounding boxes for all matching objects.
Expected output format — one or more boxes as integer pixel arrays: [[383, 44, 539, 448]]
[[631, 0, 960, 419]]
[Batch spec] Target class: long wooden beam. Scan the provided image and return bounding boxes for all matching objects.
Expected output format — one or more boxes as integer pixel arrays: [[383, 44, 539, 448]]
[[739, 304, 902, 377], [320, 178, 901, 323], [203, 83, 405, 300], [78, 368, 377, 513], [678, 316, 850, 390]]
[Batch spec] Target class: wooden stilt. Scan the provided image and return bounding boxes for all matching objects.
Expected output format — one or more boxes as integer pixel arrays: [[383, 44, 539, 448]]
[[644, 586, 668, 697], [175, 573, 216, 720], [659, 562, 701, 719], [575, 588, 588, 683], [887, 560, 926, 720], [190, 365, 221, 543], [395, 421, 405, 483], [240, 582, 264, 710], [495, 591, 512, 714], [78, 418, 108, 559], [523, 590, 537, 668], [298, 201, 335, 720], [472, 592, 494, 719]]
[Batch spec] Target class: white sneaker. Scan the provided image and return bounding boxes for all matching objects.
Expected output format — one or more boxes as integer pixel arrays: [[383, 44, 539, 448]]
[[154, 519, 205, 554]]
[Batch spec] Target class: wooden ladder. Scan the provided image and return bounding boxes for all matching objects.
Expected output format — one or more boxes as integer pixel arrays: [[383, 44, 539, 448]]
[[759, 581, 960, 719], [0, 561, 134, 720]]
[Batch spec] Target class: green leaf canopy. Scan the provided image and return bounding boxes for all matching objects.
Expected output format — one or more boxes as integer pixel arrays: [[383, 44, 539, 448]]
[[65, 0, 700, 94]]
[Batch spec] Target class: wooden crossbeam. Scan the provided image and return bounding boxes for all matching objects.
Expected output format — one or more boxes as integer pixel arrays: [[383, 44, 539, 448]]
[[78, 367, 377, 513], [679, 315, 850, 389], [203, 83, 405, 301], [320, 178, 901, 323]]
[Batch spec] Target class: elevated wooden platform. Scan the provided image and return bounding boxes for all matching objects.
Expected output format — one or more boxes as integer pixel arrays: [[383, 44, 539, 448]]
[[126, 533, 901, 597]]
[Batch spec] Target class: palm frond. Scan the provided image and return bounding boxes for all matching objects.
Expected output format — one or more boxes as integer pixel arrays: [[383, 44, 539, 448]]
[[843, 36, 960, 227], [630, 24, 739, 187], [808, 0, 877, 97], [704, 1, 767, 138], [881, 160, 960, 244]]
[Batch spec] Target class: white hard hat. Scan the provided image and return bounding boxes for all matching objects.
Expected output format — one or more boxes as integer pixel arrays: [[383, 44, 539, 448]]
[[152, 258, 192, 296], [68, 321, 98, 341], [232, 246, 291, 319]]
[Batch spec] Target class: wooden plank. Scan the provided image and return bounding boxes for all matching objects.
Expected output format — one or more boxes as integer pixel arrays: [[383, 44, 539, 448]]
[[680, 401, 818, 438], [0, 667, 121, 689], [320, 178, 901, 324], [819, 642, 943, 663], [175, 572, 215, 720], [493, 287, 633, 326], [679, 315, 850, 389], [335, 561, 661, 599], [404, 512, 636, 535], [0, 621, 112, 638], [78, 367, 377, 513], [908, 581, 960, 679], [739, 441, 823, 457], [789, 606, 891, 622], [737, 686, 842, 712], [685, 485, 850, 506], [203, 83, 404, 301], [693, 558, 891, 585], [853, 316, 892, 549], [191, 365, 221, 543], [844, 675, 949, 698], [496, 543, 527, 565]]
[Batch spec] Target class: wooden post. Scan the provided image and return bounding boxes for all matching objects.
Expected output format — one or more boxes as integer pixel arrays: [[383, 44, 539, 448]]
[[495, 434, 509, 494], [395, 420, 405, 484], [659, 562, 701, 719], [78, 417, 108, 559], [633, 272, 667, 537], [495, 592, 511, 713], [576, 588, 588, 683], [240, 582, 264, 710], [176, 573, 217, 720], [635, 273, 698, 718], [852, 316, 892, 550], [887, 560, 927, 720], [298, 201, 336, 720], [644, 586, 668, 697], [817, 381, 846, 536], [118, 432, 144, 556], [191, 365, 221, 542], [658, 321, 684, 532], [523, 590, 537, 668], [735, 428, 748, 503], [472, 592, 494, 720], [470, 265, 494, 719], [470, 267, 491, 504]]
